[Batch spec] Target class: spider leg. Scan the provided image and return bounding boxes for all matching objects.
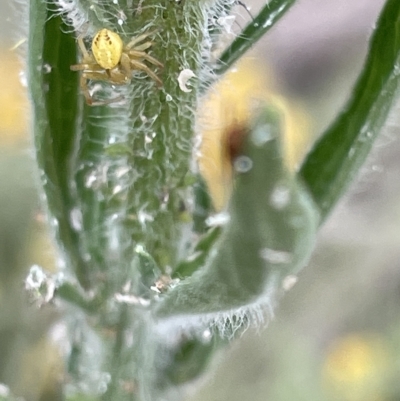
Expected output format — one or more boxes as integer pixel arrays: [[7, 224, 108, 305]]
[[125, 30, 159, 50], [130, 59, 163, 87], [120, 53, 131, 74], [79, 73, 93, 105], [130, 41, 153, 52], [71, 35, 97, 71], [84, 71, 113, 81], [84, 69, 130, 85], [70, 62, 104, 72], [77, 36, 91, 59], [80, 71, 114, 105], [129, 50, 164, 68], [236, 1, 254, 20], [80, 71, 126, 105], [74, 35, 98, 65]]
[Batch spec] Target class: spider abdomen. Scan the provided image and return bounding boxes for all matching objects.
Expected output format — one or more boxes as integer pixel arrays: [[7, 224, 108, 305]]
[[92, 29, 124, 69]]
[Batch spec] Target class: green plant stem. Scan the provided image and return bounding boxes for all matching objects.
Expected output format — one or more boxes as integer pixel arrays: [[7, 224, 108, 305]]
[[68, 1, 207, 298], [56, 282, 102, 313]]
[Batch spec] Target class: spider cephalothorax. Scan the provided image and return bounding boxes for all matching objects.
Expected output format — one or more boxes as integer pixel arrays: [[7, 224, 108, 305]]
[[71, 28, 163, 105]]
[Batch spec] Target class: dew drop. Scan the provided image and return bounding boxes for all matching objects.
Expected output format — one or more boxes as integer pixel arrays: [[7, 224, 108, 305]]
[[263, 18, 273, 28], [135, 243, 145, 253], [70, 208, 83, 231], [270, 185, 290, 209], [50, 217, 59, 229], [145, 132, 156, 143], [112, 184, 123, 195], [251, 124, 274, 146], [25, 265, 46, 290], [115, 166, 130, 178], [371, 164, 383, 172], [186, 250, 201, 263], [206, 212, 230, 227], [138, 210, 154, 225], [202, 329, 212, 341], [115, 293, 139, 304], [85, 170, 97, 188], [358, 127, 373, 142], [111, 213, 120, 221], [43, 63, 52, 73], [178, 69, 196, 93], [282, 275, 298, 291], [56, 257, 66, 269], [259, 248, 292, 264], [166, 94, 173, 101], [25, 265, 59, 303], [234, 155, 253, 173]]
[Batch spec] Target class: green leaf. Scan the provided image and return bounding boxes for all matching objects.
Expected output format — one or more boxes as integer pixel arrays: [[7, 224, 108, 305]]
[[28, 0, 89, 286], [214, 0, 296, 75], [156, 107, 318, 320], [299, 0, 400, 222], [173, 227, 221, 279], [161, 337, 216, 386]]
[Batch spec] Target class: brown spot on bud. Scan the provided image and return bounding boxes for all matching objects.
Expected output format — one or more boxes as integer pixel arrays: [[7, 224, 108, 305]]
[[223, 122, 249, 165]]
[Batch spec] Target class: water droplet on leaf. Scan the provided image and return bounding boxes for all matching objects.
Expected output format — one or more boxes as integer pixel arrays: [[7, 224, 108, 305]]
[[234, 155, 253, 173], [259, 248, 292, 264], [270, 184, 290, 209]]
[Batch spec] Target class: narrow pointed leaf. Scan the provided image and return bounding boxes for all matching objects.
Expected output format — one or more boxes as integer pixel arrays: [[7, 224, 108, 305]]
[[299, 0, 400, 221]]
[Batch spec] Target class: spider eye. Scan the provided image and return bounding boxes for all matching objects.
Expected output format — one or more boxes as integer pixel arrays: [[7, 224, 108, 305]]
[[92, 29, 124, 69]]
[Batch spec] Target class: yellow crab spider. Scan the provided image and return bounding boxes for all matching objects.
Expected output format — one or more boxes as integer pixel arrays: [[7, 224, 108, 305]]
[[70, 28, 164, 105]]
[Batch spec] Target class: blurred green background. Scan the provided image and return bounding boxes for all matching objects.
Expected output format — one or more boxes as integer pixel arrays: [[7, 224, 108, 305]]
[[3, 0, 400, 400]]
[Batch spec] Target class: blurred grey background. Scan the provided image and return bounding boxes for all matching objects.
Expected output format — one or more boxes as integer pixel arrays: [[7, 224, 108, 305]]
[[1, 0, 400, 400]]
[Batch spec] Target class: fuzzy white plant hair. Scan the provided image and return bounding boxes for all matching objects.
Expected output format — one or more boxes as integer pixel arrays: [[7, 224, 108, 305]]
[[154, 271, 280, 341], [50, 0, 90, 34], [50, 0, 241, 37]]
